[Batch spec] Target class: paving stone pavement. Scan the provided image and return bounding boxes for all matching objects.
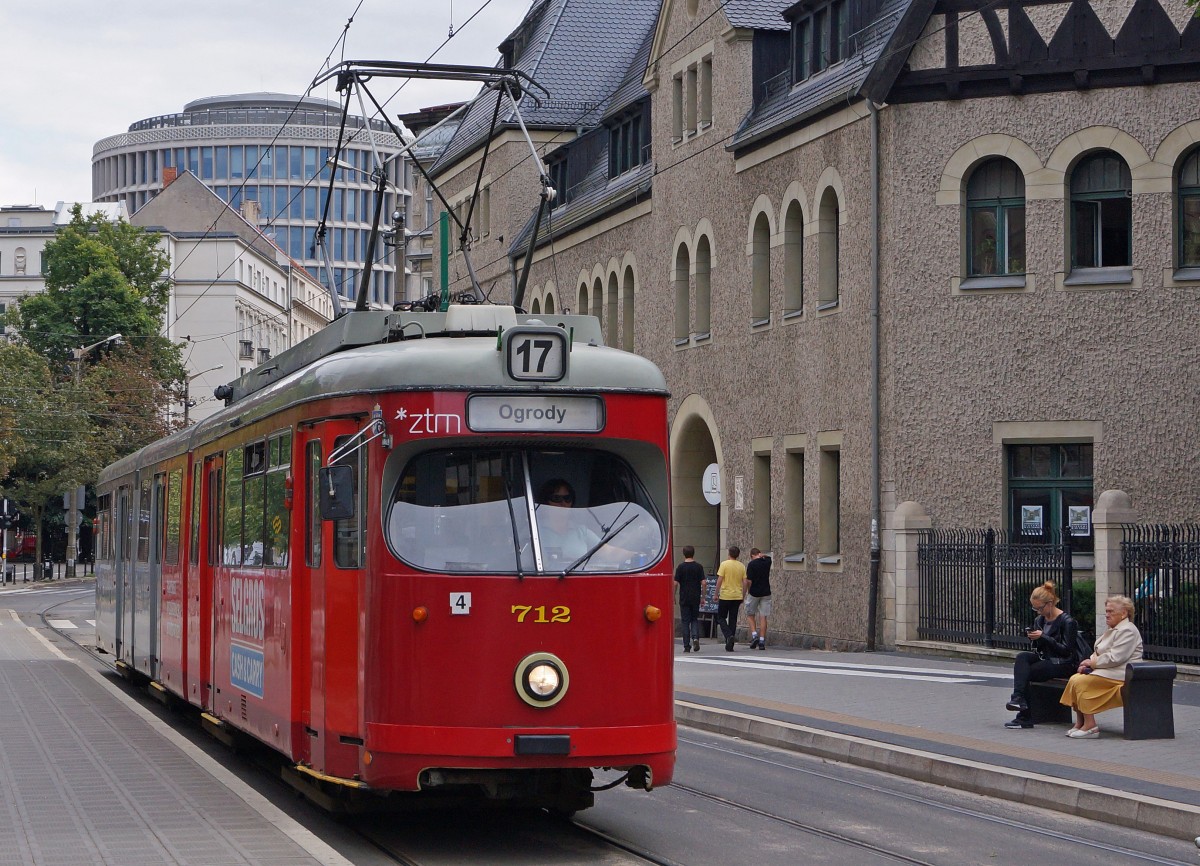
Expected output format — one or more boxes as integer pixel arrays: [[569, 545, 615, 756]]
[[0, 609, 350, 866]]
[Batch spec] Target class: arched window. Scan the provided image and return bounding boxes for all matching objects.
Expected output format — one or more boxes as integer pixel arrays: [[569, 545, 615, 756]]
[[967, 158, 1025, 276], [751, 212, 771, 324], [1070, 152, 1131, 269], [783, 201, 803, 314], [818, 188, 840, 306], [606, 273, 619, 347], [621, 266, 635, 351], [592, 277, 603, 320], [545, 293, 556, 314], [577, 282, 588, 317], [674, 244, 691, 344], [695, 235, 712, 337], [531, 297, 541, 314], [1178, 148, 1200, 268]]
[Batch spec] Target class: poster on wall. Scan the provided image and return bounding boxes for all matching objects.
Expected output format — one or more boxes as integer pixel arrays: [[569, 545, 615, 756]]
[[1021, 505, 1044, 535], [734, 475, 744, 510], [1068, 506, 1092, 537]]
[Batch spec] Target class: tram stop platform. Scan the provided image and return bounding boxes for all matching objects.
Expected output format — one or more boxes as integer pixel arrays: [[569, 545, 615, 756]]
[[0, 608, 353, 866], [674, 638, 1200, 841]]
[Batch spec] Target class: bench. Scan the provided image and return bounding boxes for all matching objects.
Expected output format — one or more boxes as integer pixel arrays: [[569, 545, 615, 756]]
[[1026, 662, 1177, 739]]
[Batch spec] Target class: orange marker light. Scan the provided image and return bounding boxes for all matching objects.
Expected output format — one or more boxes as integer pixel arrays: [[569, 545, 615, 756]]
[[363, 751, 373, 766], [644, 605, 662, 622], [412, 606, 429, 622]]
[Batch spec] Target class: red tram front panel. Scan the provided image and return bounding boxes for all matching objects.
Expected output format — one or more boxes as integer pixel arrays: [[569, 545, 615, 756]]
[[357, 390, 676, 790]]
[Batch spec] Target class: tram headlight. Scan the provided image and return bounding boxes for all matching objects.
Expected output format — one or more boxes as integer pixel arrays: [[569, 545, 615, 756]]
[[515, 653, 569, 707]]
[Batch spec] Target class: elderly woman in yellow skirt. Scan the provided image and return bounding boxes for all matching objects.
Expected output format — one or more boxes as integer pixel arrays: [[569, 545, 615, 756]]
[[1059, 595, 1144, 739]]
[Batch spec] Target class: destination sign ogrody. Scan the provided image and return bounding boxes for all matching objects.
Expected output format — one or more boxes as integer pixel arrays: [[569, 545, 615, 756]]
[[467, 395, 604, 433]]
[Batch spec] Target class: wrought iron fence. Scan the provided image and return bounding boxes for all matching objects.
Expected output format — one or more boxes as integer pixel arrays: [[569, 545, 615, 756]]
[[918, 528, 1073, 649], [1122, 524, 1200, 664]]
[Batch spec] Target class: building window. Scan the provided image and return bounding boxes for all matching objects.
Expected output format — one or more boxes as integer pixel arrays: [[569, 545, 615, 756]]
[[1007, 443, 1093, 553], [818, 188, 840, 307], [1070, 152, 1131, 269], [606, 272, 619, 348], [672, 53, 713, 141], [674, 244, 690, 345], [792, 0, 848, 83], [695, 235, 711, 338], [608, 111, 647, 178], [783, 201, 803, 315], [784, 447, 804, 559], [239, 340, 254, 360], [967, 158, 1025, 276], [818, 444, 840, 556], [754, 451, 772, 551], [549, 157, 569, 206], [622, 266, 635, 352], [0, 302, 6, 336], [577, 282, 588, 319], [751, 212, 771, 325], [258, 348, 270, 365], [1178, 148, 1200, 268]]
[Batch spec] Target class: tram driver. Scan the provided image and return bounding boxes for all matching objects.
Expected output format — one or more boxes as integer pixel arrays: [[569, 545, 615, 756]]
[[535, 478, 653, 570]]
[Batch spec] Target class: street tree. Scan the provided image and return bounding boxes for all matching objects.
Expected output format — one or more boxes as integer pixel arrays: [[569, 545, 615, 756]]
[[11, 203, 182, 384]]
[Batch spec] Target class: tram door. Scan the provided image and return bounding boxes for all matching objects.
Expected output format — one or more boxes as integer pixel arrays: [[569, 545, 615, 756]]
[[112, 484, 132, 660], [300, 421, 365, 776], [193, 453, 223, 713]]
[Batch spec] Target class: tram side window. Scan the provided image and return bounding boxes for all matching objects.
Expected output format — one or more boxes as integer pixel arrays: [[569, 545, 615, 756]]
[[333, 434, 364, 569], [306, 441, 322, 567], [165, 469, 182, 565], [97, 494, 111, 561], [223, 447, 244, 565], [189, 463, 201, 566], [263, 431, 291, 567], [137, 478, 151, 563], [242, 441, 267, 565]]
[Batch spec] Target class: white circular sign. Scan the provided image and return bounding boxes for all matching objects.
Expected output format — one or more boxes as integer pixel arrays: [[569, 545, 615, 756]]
[[701, 463, 721, 505]]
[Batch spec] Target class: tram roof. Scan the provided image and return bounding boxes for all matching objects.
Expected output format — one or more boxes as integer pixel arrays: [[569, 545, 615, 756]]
[[99, 307, 667, 485]]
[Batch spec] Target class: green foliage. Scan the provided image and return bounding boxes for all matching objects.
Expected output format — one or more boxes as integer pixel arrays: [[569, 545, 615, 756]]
[[14, 204, 177, 379], [1070, 578, 1096, 639]]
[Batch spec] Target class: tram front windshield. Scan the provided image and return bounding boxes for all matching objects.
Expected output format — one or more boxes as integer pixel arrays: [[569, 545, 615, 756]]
[[387, 448, 664, 575]]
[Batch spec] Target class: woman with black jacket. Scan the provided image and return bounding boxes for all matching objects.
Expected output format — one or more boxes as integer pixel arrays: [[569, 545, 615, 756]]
[[1005, 581, 1082, 729]]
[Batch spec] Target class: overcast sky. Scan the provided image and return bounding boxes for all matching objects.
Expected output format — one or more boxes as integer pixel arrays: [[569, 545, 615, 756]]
[[0, 0, 532, 207]]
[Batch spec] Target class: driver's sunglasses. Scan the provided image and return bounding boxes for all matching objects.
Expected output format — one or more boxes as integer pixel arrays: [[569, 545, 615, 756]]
[[548, 494, 574, 504]]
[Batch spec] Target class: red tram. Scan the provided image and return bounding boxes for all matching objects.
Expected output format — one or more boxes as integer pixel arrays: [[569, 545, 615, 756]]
[[95, 305, 676, 812]]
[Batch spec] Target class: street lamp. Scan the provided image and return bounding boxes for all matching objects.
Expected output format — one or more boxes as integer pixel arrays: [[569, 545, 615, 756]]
[[71, 333, 122, 383], [183, 364, 224, 427]]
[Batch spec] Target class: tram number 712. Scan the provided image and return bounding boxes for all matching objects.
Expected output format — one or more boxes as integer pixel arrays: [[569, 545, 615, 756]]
[[512, 605, 571, 623], [504, 327, 568, 382]]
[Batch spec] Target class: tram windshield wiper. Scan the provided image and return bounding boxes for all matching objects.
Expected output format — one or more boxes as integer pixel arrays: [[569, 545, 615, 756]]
[[559, 516, 637, 578]]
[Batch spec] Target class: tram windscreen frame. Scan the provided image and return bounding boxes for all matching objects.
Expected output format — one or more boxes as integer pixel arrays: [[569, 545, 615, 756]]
[[386, 447, 665, 575]]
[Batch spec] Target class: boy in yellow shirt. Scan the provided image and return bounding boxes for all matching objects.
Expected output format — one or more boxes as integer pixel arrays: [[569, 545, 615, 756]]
[[715, 546, 747, 651]]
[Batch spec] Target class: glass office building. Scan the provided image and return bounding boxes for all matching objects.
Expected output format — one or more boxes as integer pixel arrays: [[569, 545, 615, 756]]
[[93, 93, 408, 307]]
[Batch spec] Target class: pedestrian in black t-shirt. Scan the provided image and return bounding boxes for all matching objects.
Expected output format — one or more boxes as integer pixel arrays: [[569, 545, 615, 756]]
[[674, 545, 706, 652], [744, 548, 772, 650]]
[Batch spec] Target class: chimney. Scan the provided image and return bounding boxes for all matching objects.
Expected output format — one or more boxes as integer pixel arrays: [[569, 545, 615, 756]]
[[162, 166, 178, 188], [241, 199, 261, 224]]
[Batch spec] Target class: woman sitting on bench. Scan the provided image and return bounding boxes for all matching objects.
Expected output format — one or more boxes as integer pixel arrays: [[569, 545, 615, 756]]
[[1059, 595, 1144, 739], [1005, 581, 1081, 729]]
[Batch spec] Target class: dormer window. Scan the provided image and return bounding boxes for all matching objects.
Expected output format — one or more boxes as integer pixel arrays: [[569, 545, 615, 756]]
[[608, 110, 649, 178], [791, 0, 849, 83], [548, 157, 570, 207]]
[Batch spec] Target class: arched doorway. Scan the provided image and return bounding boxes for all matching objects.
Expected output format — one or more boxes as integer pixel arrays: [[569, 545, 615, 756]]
[[669, 395, 724, 575]]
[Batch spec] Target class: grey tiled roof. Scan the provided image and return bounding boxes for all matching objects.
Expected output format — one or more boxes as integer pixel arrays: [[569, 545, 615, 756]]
[[604, 23, 655, 120], [730, 0, 916, 151], [432, 0, 661, 174], [723, 0, 791, 31]]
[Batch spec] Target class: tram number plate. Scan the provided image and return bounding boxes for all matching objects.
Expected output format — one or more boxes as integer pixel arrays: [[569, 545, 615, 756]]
[[450, 592, 472, 614], [504, 327, 567, 382]]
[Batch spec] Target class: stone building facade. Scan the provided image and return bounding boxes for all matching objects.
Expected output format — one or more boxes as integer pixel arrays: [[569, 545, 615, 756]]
[[427, 0, 1200, 649]]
